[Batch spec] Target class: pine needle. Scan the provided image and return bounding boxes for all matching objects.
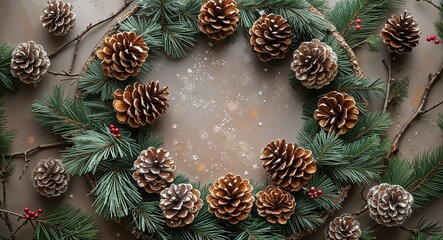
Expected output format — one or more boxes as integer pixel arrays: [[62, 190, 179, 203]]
[[0, 44, 20, 93]]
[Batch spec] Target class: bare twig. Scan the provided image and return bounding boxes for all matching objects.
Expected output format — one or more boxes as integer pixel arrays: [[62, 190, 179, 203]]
[[1, 184, 16, 240], [69, 39, 81, 74], [382, 57, 395, 112], [421, 99, 443, 114], [421, 0, 441, 10], [47, 70, 80, 77], [11, 221, 28, 237], [399, 225, 419, 236], [359, 187, 367, 202], [47, 0, 135, 59], [385, 62, 443, 164], [6, 142, 71, 179], [351, 205, 368, 217]]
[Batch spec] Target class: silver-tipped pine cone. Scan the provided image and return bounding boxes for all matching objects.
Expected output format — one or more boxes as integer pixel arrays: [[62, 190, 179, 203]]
[[260, 139, 317, 192], [198, 0, 239, 40], [132, 147, 176, 193], [256, 185, 296, 224], [97, 31, 149, 80], [160, 183, 203, 228], [206, 174, 254, 224], [10, 41, 50, 85], [113, 81, 169, 128], [249, 14, 292, 62], [291, 39, 338, 89], [367, 183, 414, 227], [380, 10, 420, 54], [313, 91, 359, 135], [32, 158, 70, 197], [325, 214, 361, 240], [40, 0, 76, 36]]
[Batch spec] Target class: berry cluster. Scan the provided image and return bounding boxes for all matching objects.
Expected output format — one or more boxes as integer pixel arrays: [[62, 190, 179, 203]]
[[426, 35, 440, 44], [355, 18, 362, 31], [109, 124, 121, 139], [307, 186, 323, 199], [24, 207, 42, 220]]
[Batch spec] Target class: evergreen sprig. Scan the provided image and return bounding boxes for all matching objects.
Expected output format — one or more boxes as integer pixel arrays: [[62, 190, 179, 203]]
[[306, 0, 329, 13], [388, 77, 409, 105], [61, 125, 139, 175], [232, 216, 284, 240], [0, 44, 19, 94], [325, 0, 405, 49], [359, 227, 375, 240], [0, 156, 15, 180], [92, 169, 143, 219], [342, 112, 392, 143], [434, 0, 443, 39], [308, 173, 341, 213], [34, 203, 99, 240], [130, 201, 170, 240], [282, 197, 324, 236], [0, 102, 15, 155]]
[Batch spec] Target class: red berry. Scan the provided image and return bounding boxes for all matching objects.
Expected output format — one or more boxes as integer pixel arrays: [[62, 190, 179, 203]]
[[435, 39, 440, 44], [115, 134, 121, 139], [308, 192, 312, 196], [355, 25, 361, 31], [309, 195, 315, 199], [114, 128, 120, 133], [431, 35, 437, 40], [34, 214, 39, 219], [110, 128, 116, 133], [356, 19, 361, 24], [309, 186, 316, 192], [25, 215, 30, 220], [110, 124, 115, 129], [317, 189, 323, 195], [29, 211, 34, 216], [24, 207, 29, 212], [38, 208, 43, 213], [427, 37, 432, 42]]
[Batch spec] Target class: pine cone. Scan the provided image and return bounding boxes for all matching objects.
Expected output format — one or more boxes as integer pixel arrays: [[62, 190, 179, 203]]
[[198, 0, 239, 40], [10, 41, 50, 85], [261, 139, 317, 192], [113, 81, 169, 128], [380, 10, 420, 54], [132, 147, 176, 193], [325, 214, 361, 240], [206, 174, 254, 224], [313, 91, 359, 135], [32, 158, 70, 197], [160, 183, 203, 227], [367, 183, 414, 227], [249, 14, 292, 62], [40, 0, 76, 36], [256, 185, 296, 224], [97, 31, 149, 80], [291, 39, 338, 89]]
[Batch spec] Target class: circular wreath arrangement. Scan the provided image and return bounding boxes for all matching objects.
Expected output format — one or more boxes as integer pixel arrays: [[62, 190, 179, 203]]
[[5, 0, 443, 239]]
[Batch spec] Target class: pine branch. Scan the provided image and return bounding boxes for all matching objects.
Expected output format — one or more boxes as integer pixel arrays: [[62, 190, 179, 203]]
[[282, 197, 325, 236], [0, 44, 20, 94], [232, 217, 283, 240], [380, 157, 412, 187], [301, 130, 344, 166], [306, 0, 329, 13], [307, 173, 341, 213], [130, 201, 169, 240], [62, 125, 139, 175], [35, 203, 99, 240], [360, 227, 376, 240], [342, 112, 392, 143], [92, 169, 142, 219], [330, 75, 386, 101], [0, 101, 16, 155]]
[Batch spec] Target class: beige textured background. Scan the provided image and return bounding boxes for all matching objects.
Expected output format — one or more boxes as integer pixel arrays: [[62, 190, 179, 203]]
[[0, 0, 442, 239]]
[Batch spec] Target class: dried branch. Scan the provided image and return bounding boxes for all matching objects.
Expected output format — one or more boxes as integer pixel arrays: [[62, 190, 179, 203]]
[[386, 62, 443, 163], [382, 57, 395, 112], [351, 205, 368, 217], [421, 99, 443, 114], [47, 0, 135, 59], [1, 183, 16, 240], [69, 39, 81, 74], [47, 70, 80, 77], [398, 225, 419, 236], [11, 221, 27, 237], [420, 0, 442, 10], [6, 142, 72, 179]]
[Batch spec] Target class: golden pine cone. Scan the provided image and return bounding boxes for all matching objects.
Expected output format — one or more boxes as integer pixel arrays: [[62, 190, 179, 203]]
[[206, 174, 254, 224], [313, 91, 359, 135], [256, 185, 296, 224], [198, 0, 239, 40], [291, 39, 338, 89], [40, 0, 76, 36], [260, 139, 317, 192], [97, 31, 149, 80], [380, 10, 420, 54], [10, 41, 50, 85], [325, 214, 361, 240], [113, 81, 169, 128], [367, 183, 413, 227], [32, 158, 70, 197], [249, 14, 292, 62], [160, 183, 203, 227], [132, 147, 176, 193]]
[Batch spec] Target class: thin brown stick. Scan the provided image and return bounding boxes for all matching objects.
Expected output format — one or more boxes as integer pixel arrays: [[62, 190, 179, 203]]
[[69, 39, 81, 74], [386, 62, 443, 163], [11, 221, 28, 237], [382, 58, 394, 112], [421, 99, 443, 114], [47, 0, 135, 59], [351, 205, 368, 217], [1, 184, 16, 240], [47, 70, 80, 77], [399, 225, 419, 236], [6, 142, 71, 179], [422, 0, 441, 10]]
